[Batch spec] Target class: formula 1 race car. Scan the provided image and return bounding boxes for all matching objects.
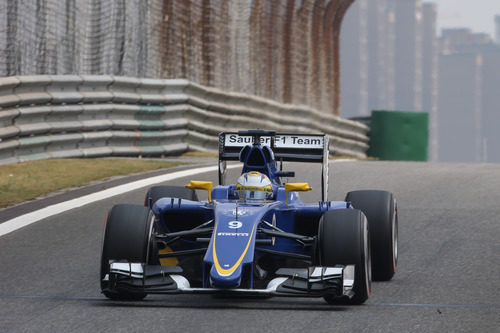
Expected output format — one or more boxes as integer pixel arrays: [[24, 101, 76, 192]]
[[100, 130, 398, 305]]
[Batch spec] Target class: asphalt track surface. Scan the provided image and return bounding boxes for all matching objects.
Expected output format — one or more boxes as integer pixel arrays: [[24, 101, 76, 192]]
[[0, 161, 499, 332]]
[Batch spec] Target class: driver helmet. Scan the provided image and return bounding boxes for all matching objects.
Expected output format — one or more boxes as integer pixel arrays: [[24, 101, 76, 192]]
[[236, 171, 273, 200]]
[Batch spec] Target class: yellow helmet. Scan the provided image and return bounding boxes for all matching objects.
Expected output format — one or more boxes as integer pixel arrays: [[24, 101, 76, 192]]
[[235, 171, 273, 200]]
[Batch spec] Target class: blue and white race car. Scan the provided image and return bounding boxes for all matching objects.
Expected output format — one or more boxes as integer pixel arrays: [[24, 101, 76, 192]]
[[100, 130, 398, 305]]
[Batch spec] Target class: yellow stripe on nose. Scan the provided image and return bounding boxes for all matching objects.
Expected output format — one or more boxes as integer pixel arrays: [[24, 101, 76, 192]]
[[212, 224, 256, 276]]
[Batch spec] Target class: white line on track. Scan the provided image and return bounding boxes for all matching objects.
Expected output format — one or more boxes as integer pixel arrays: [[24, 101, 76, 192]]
[[0, 164, 241, 237]]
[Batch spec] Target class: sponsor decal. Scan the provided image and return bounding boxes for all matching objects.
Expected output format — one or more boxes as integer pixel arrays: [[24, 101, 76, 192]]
[[217, 232, 249, 237], [231, 209, 248, 217], [224, 134, 323, 149]]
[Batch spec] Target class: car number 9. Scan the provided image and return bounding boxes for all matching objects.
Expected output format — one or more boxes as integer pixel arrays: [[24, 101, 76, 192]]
[[228, 221, 243, 229]]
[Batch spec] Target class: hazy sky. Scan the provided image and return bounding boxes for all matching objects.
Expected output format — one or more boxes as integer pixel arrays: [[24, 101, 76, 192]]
[[430, 0, 500, 37]]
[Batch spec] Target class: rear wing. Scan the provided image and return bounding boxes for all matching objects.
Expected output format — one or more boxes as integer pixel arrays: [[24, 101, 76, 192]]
[[218, 131, 330, 201]]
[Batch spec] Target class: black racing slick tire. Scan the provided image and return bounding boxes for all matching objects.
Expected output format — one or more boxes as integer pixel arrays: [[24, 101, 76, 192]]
[[144, 185, 198, 208], [318, 209, 371, 305], [100, 204, 154, 300], [345, 190, 398, 281]]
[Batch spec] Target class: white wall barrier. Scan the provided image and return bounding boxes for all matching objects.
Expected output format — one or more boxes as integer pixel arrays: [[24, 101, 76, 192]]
[[0, 76, 369, 164]]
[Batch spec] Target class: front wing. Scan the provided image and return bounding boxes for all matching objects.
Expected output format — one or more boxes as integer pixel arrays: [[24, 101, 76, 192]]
[[103, 262, 355, 299]]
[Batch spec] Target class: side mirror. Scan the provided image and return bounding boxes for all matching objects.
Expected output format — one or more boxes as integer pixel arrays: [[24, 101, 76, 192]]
[[186, 181, 213, 202], [284, 183, 312, 204]]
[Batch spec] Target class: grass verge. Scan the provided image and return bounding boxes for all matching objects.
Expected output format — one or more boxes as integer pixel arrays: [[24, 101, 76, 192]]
[[0, 159, 183, 209]]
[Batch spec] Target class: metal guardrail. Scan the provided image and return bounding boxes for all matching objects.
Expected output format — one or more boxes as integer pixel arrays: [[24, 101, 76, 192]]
[[0, 76, 369, 164]]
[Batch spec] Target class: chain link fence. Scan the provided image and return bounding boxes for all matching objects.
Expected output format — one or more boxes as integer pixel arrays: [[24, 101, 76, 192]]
[[0, 0, 353, 115]]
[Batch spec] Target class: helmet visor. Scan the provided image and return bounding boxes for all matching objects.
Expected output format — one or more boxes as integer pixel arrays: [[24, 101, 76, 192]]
[[236, 184, 272, 200]]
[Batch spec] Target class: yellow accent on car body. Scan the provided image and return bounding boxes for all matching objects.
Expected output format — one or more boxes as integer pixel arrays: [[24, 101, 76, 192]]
[[186, 180, 213, 202], [159, 246, 179, 266], [285, 182, 312, 204], [212, 224, 256, 276]]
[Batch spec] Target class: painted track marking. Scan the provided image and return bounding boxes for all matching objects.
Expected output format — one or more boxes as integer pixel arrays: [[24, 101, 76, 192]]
[[0, 294, 498, 310], [0, 160, 352, 237], [0, 164, 240, 237]]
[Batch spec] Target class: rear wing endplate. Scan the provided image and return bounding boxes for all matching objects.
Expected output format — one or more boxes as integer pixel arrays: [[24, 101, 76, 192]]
[[218, 132, 330, 201]]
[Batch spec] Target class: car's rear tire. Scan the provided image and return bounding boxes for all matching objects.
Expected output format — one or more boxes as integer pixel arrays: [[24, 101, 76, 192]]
[[318, 209, 371, 305], [100, 204, 154, 300], [144, 186, 198, 208], [345, 190, 398, 281]]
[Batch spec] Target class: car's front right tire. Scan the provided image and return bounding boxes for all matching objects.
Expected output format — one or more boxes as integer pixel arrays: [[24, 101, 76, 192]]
[[100, 204, 154, 300]]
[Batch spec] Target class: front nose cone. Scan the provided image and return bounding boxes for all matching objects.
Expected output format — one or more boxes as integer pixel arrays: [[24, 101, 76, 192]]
[[209, 264, 243, 288]]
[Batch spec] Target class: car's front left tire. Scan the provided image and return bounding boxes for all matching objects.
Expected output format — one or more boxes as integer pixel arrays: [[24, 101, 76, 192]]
[[345, 190, 398, 281], [318, 209, 371, 305]]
